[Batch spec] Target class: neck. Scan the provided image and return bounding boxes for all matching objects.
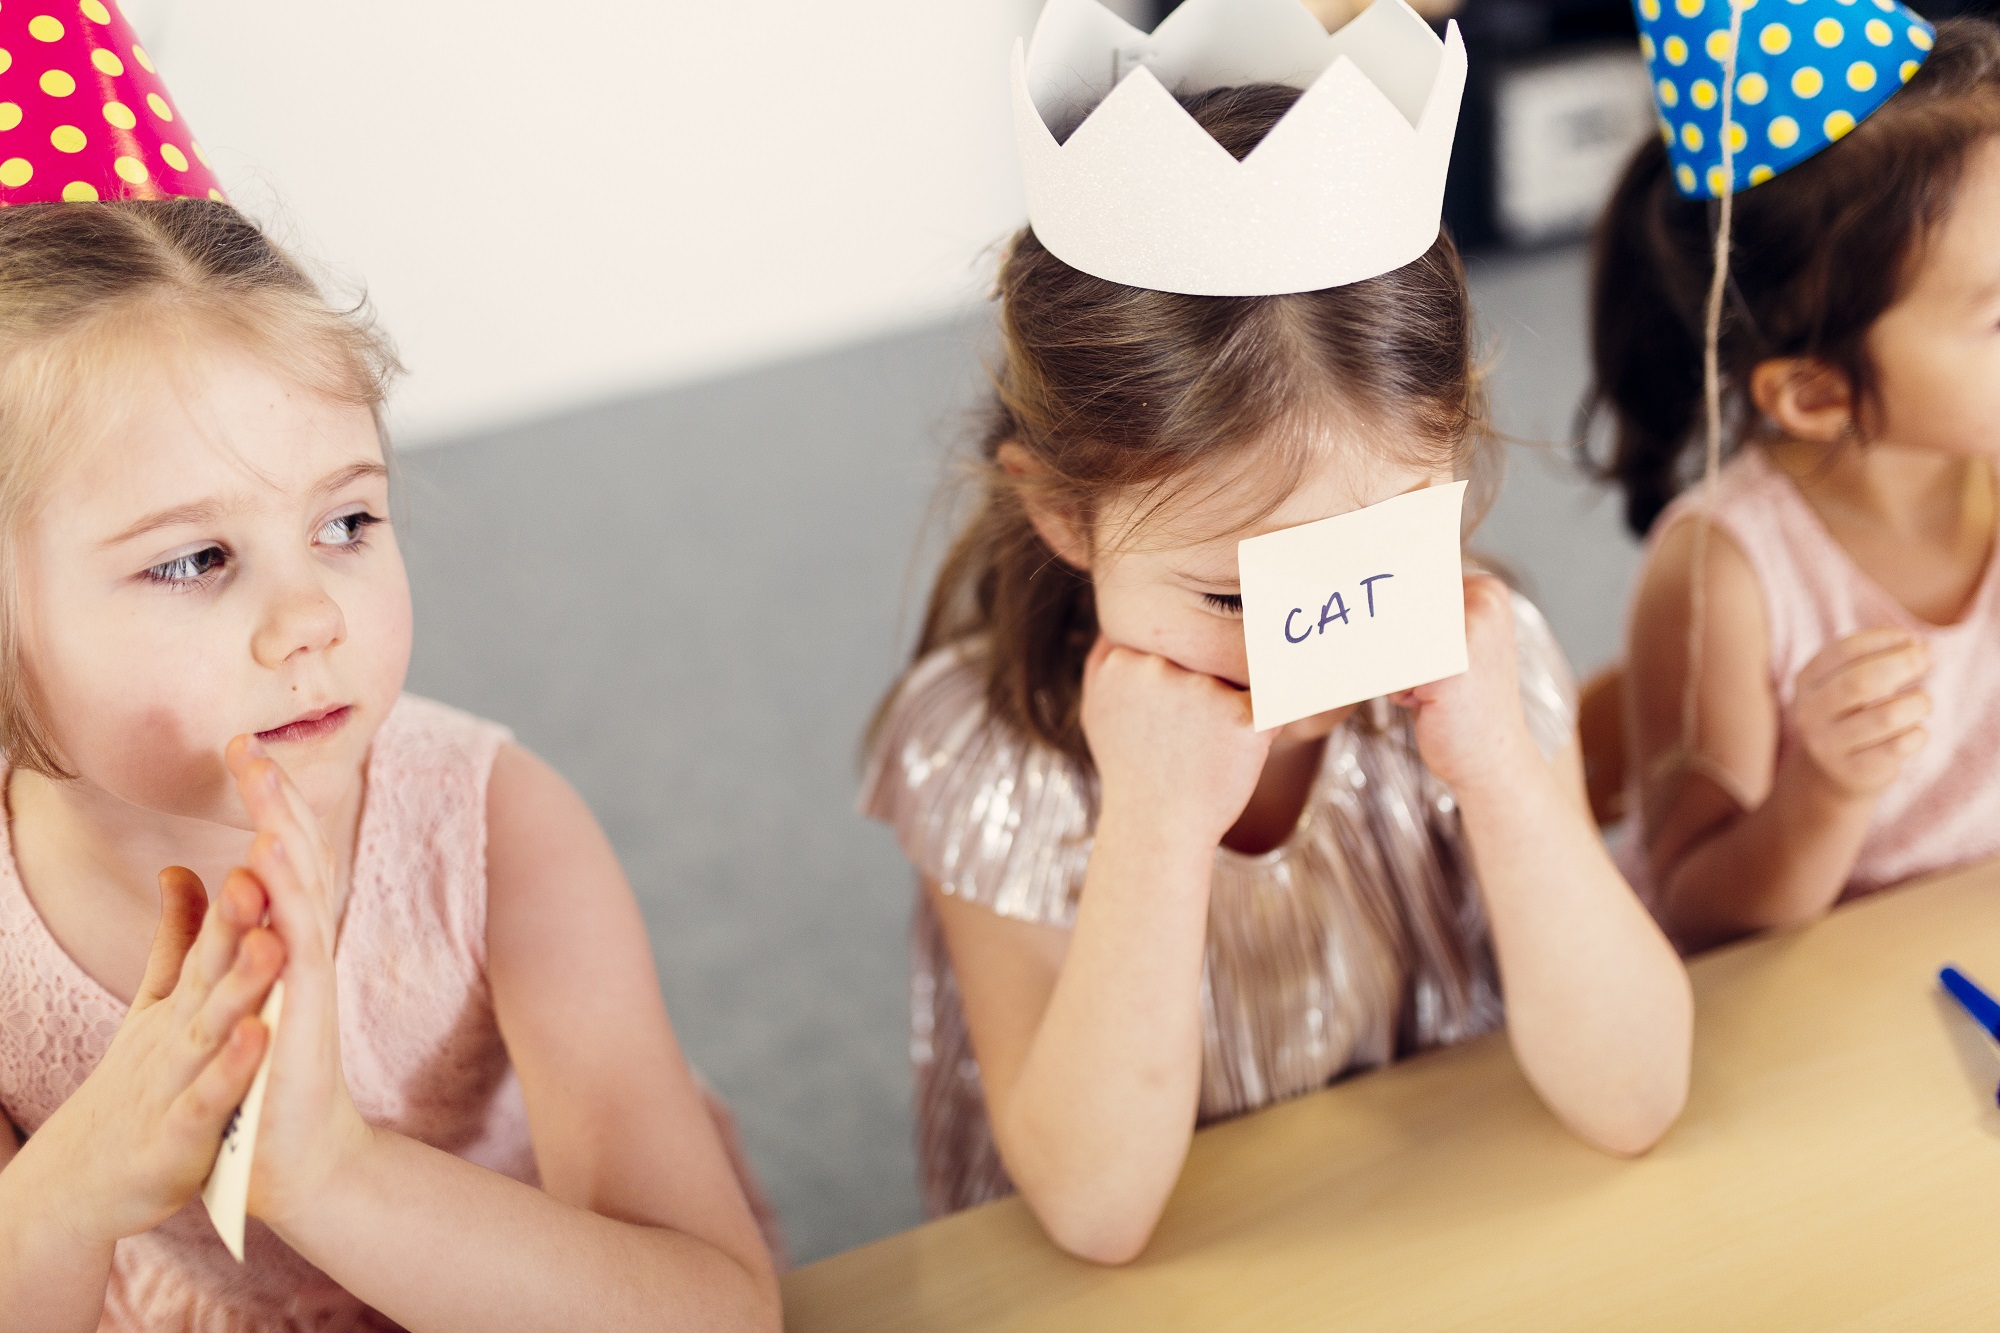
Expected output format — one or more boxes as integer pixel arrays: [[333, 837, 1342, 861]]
[[1764, 438, 1995, 545], [7, 764, 363, 917]]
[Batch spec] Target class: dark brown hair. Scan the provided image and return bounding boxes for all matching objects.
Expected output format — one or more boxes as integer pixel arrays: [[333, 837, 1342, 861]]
[[1585, 18, 2000, 537], [0, 199, 398, 776], [883, 84, 1485, 767]]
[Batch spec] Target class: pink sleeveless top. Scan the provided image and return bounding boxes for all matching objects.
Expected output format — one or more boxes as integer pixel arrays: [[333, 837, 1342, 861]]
[[0, 695, 537, 1332], [1650, 447, 2000, 897]]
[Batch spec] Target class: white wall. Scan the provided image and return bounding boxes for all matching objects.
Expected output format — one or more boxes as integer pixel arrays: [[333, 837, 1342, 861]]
[[133, 1, 1041, 445]]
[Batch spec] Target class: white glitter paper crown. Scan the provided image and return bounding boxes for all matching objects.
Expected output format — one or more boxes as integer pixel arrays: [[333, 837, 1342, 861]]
[[1013, 0, 1466, 296]]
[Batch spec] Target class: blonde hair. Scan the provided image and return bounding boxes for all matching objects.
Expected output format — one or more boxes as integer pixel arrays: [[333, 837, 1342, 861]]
[[0, 199, 399, 777]]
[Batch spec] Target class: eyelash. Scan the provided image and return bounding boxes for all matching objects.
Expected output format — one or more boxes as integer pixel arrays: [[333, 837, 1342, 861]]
[[1202, 592, 1244, 615], [140, 511, 382, 590]]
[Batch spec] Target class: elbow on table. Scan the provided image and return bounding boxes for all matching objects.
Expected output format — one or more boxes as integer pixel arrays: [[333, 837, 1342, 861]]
[[1020, 1185, 1163, 1266]]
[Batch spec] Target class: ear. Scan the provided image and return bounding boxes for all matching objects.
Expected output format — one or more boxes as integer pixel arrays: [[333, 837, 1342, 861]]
[[1748, 357, 1855, 444], [996, 441, 1091, 571]]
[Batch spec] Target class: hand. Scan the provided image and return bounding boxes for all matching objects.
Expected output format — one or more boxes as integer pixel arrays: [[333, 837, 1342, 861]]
[[1388, 576, 1536, 794], [21, 868, 281, 1248], [1789, 629, 1930, 798], [1081, 637, 1272, 851], [221, 737, 372, 1232]]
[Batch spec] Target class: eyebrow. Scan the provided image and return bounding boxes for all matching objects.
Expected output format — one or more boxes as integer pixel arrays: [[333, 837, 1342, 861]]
[[97, 460, 391, 550]]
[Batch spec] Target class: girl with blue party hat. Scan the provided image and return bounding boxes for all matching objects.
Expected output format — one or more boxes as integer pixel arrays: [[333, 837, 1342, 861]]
[[1591, 0, 2000, 950]]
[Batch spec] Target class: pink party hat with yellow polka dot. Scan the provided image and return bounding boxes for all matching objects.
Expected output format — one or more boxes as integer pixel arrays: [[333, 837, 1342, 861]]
[[0, 0, 221, 205]]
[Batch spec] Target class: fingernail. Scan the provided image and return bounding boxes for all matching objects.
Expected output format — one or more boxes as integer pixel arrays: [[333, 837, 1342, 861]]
[[243, 736, 267, 758]]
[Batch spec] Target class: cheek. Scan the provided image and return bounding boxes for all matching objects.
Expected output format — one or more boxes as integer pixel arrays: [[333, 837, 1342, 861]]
[[1094, 582, 1249, 684]]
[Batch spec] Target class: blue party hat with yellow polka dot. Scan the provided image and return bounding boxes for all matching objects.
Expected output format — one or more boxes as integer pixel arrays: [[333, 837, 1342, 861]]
[[1635, 0, 1935, 198]]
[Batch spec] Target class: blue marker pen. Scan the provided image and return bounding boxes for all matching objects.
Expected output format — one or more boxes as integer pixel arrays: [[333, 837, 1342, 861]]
[[1939, 966, 2000, 1109]]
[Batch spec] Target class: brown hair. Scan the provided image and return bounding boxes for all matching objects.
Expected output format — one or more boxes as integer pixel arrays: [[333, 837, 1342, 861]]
[[883, 84, 1485, 768], [0, 199, 399, 776], [1585, 18, 2000, 538]]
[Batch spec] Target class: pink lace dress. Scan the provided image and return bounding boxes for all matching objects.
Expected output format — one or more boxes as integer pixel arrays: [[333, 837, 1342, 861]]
[[0, 696, 538, 1331], [1641, 447, 2000, 896]]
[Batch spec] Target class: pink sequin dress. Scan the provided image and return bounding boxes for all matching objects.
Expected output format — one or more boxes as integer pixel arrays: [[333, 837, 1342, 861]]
[[1641, 447, 2000, 897], [864, 594, 1577, 1218], [1, 697, 530, 1331]]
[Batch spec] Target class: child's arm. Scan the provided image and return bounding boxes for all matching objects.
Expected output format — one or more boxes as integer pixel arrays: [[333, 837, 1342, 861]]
[[932, 638, 1271, 1265], [227, 742, 779, 1333], [1628, 521, 1930, 951], [0, 869, 281, 1333], [1398, 577, 1692, 1154]]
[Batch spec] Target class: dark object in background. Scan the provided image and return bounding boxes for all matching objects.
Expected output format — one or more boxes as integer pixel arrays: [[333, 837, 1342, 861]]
[[1151, 0, 1998, 251]]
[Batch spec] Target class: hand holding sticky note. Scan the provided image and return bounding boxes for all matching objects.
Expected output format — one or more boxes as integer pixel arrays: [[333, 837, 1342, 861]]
[[1238, 482, 1468, 731], [201, 979, 282, 1262]]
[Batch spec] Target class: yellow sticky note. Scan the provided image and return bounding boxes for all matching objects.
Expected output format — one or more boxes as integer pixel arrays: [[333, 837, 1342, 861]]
[[200, 980, 282, 1263], [1239, 482, 1469, 731]]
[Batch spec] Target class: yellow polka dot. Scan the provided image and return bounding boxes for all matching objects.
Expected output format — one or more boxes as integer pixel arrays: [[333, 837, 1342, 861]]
[[102, 99, 134, 128], [207, 187, 225, 202], [192, 140, 208, 167], [1865, 17, 1891, 44], [113, 154, 146, 183], [1692, 78, 1718, 108], [1738, 71, 1769, 103], [80, 0, 111, 21], [160, 142, 186, 171], [1666, 35, 1689, 64], [0, 50, 12, 75], [1641, 0, 1661, 18], [27, 15, 64, 42], [1726, 121, 1748, 151], [1640, 33, 1656, 60], [1657, 77, 1679, 106], [1847, 60, 1877, 89], [1901, 59, 1919, 81], [1750, 164, 1775, 184], [1677, 163, 1698, 191], [61, 180, 97, 202], [1677, 0, 1704, 15], [1769, 114, 1800, 148], [49, 124, 85, 152], [0, 158, 30, 187], [132, 43, 154, 72], [1761, 22, 1791, 53], [38, 69, 74, 97], [1682, 121, 1705, 150], [1707, 165, 1732, 195], [1792, 65, 1824, 96], [0, 104, 18, 132], [1814, 17, 1843, 45], [146, 92, 172, 121], [91, 48, 123, 76], [1873, 0, 1892, 8], [1706, 29, 1734, 60], [1910, 25, 1932, 50], [1825, 108, 1857, 139]]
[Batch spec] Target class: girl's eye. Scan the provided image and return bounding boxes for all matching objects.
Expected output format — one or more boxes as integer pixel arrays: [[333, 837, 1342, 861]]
[[1202, 591, 1244, 615], [144, 546, 227, 586], [316, 511, 381, 547]]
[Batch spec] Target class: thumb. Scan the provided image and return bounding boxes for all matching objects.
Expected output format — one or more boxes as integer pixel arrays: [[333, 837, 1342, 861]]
[[133, 867, 207, 1011]]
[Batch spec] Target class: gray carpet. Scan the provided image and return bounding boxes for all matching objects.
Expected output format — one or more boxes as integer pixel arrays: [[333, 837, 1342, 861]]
[[393, 243, 1638, 1265]]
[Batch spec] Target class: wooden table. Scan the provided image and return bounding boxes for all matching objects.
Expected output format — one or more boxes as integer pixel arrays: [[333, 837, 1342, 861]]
[[782, 859, 2000, 1330]]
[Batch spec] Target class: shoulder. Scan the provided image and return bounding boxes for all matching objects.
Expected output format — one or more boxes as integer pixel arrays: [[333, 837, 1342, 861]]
[[863, 641, 1092, 928], [1629, 507, 1769, 685]]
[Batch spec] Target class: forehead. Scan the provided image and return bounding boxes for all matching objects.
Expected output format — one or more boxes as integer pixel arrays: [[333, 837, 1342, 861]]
[[1907, 135, 2000, 305], [1100, 428, 1451, 564], [48, 338, 383, 519]]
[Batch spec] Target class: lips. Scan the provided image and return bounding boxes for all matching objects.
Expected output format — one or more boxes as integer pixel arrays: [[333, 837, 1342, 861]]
[[255, 705, 353, 746]]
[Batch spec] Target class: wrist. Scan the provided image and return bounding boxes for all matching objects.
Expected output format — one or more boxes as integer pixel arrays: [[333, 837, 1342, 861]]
[[1777, 746, 1881, 816], [1096, 792, 1224, 859], [257, 1110, 376, 1238], [3, 1131, 116, 1255], [1437, 723, 1545, 808]]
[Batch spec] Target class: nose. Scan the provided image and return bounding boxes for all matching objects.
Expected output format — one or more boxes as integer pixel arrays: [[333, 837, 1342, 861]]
[[250, 567, 347, 669]]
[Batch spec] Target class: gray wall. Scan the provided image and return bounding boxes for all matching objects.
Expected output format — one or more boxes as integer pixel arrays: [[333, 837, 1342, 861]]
[[394, 244, 1639, 1266]]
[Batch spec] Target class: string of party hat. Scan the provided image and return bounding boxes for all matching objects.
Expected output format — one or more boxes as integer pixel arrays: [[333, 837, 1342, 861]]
[[1629, 0, 1935, 791], [0, 0, 223, 206]]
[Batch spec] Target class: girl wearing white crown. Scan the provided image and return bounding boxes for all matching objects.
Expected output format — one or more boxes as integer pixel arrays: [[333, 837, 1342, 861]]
[[1593, 12, 2000, 952], [0, 6, 780, 1328], [865, 0, 1691, 1263]]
